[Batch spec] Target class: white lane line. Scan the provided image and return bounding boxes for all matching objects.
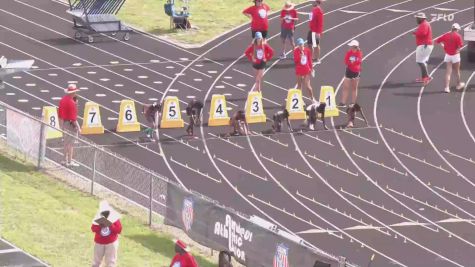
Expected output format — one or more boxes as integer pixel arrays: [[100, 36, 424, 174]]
[[397, 151, 450, 173], [135, 91, 145, 95], [114, 84, 123, 87], [302, 133, 334, 146], [216, 157, 268, 181], [208, 133, 244, 149], [339, 10, 368, 14], [137, 75, 148, 79], [47, 73, 57, 76], [0, 248, 21, 254], [460, 71, 475, 147], [169, 157, 222, 183], [6, 92, 15, 96], [95, 94, 106, 97], [383, 126, 423, 143], [443, 150, 475, 166], [40, 89, 49, 93], [153, 81, 163, 84], [178, 81, 202, 92], [32, 107, 41, 110], [434, 7, 458, 11], [353, 151, 407, 176], [124, 68, 133, 72], [72, 62, 82, 66], [99, 78, 110, 82], [87, 71, 96, 74], [342, 129, 379, 144], [434, 186, 475, 207], [17, 99, 28, 103], [305, 151, 359, 177], [25, 83, 36, 87], [260, 153, 312, 179], [386, 8, 412, 13], [110, 61, 119, 64]]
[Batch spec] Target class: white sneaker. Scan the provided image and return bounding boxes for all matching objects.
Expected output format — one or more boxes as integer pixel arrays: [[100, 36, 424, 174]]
[[0, 56, 7, 68], [456, 82, 466, 90], [69, 161, 80, 167], [444, 87, 450, 93], [279, 53, 286, 60], [309, 124, 315, 130]]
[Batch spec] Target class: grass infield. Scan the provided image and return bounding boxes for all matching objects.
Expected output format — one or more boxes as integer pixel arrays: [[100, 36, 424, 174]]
[[118, 0, 309, 45], [0, 154, 215, 267]]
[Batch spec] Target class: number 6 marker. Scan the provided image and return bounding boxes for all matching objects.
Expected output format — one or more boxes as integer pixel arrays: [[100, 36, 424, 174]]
[[117, 100, 140, 132]]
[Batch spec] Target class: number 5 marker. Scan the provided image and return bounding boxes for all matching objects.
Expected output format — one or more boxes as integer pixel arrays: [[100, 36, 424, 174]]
[[161, 96, 184, 128]]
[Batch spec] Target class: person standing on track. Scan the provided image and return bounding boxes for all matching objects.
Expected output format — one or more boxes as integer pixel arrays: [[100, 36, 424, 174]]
[[243, 0, 270, 40], [294, 38, 315, 101], [308, 0, 324, 63], [279, 1, 298, 59], [340, 40, 363, 107], [245, 31, 274, 92], [436, 23, 465, 93], [413, 12, 433, 85], [142, 102, 161, 141], [58, 84, 81, 167]]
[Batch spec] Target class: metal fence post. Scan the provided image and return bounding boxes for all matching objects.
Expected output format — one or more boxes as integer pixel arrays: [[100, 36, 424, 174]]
[[36, 123, 46, 170], [91, 148, 97, 195], [149, 175, 153, 226]]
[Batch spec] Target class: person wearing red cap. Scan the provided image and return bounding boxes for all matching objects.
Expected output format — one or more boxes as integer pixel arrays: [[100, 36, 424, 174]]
[[243, 0, 271, 39], [244, 32, 274, 92], [308, 0, 324, 63], [91, 201, 122, 267], [169, 239, 199, 267], [279, 1, 298, 59], [58, 84, 81, 167], [436, 23, 465, 93], [413, 12, 433, 85], [294, 38, 315, 101], [340, 40, 363, 108]]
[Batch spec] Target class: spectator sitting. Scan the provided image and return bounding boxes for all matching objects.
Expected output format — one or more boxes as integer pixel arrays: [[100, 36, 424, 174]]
[[169, 239, 198, 267]]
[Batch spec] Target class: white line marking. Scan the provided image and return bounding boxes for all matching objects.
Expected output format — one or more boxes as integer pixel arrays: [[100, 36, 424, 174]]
[[339, 10, 368, 14], [0, 248, 21, 254], [386, 8, 412, 13]]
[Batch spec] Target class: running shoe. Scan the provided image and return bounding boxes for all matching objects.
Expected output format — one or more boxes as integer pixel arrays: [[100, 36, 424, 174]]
[[309, 124, 315, 131], [69, 161, 80, 167], [337, 103, 347, 108], [456, 82, 466, 90], [346, 121, 354, 128], [444, 87, 450, 93], [279, 53, 287, 60], [423, 76, 432, 86]]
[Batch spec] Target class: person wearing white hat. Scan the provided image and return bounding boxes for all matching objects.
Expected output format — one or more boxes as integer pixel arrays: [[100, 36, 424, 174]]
[[412, 12, 433, 85], [436, 23, 465, 93], [91, 201, 122, 267], [293, 37, 315, 101], [279, 1, 298, 59], [58, 84, 81, 167], [340, 40, 363, 109]]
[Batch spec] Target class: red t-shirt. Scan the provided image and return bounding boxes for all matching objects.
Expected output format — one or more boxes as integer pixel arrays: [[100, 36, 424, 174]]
[[294, 47, 313, 76], [414, 20, 433, 46], [281, 9, 297, 30], [58, 94, 77, 121], [309, 6, 324, 33], [245, 43, 274, 64], [243, 4, 270, 31], [345, 49, 363, 73], [169, 252, 198, 267], [91, 220, 122, 245], [436, 31, 463, 55]]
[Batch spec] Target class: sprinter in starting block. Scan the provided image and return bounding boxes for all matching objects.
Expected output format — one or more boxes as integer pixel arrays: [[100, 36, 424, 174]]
[[272, 108, 292, 133], [229, 110, 249, 136], [305, 102, 327, 130], [346, 103, 368, 128], [142, 102, 161, 141], [185, 99, 203, 136]]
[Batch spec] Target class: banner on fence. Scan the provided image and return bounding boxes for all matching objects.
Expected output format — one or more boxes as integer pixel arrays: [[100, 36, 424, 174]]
[[165, 184, 338, 267], [7, 109, 45, 160]]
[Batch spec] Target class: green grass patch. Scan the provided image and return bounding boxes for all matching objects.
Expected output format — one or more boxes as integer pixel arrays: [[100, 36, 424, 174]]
[[118, 0, 308, 45], [0, 154, 215, 267]]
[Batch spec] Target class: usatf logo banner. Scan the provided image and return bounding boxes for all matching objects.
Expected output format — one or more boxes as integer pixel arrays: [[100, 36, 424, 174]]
[[273, 243, 289, 267], [182, 197, 194, 232]]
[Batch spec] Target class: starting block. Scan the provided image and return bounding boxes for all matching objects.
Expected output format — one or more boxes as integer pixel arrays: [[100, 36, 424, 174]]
[[245, 91, 266, 124], [116, 100, 140, 132], [161, 96, 184, 128], [81, 102, 104, 135], [208, 94, 230, 126], [319, 86, 339, 117], [286, 89, 306, 120], [42, 106, 62, 139]]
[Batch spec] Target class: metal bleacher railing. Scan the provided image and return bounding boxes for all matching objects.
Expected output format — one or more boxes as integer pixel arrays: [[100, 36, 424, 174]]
[[0, 100, 354, 267]]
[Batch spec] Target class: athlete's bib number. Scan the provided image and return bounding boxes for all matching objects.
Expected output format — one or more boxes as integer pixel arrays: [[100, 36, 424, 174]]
[[123, 105, 135, 124], [167, 101, 179, 120]]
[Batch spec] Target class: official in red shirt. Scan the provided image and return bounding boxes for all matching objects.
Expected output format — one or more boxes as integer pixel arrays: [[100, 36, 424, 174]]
[[436, 23, 465, 93], [169, 240, 198, 267], [244, 31, 274, 92], [307, 0, 324, 63], [243, 0, 270, 39], [279, 1, 298, 59], [91, 201, 122, 267], [413, 13, 433, 85], [294, 38, 315, 101], [340, 40, 363, 113], [58, 84, 81, 167]]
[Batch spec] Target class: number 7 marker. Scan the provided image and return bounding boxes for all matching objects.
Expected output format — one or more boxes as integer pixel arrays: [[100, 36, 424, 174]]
[[82, 102, 104, 135]]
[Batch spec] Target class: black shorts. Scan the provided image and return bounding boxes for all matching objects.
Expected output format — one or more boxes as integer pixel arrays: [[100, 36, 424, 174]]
[[307, 31, 320, 46], [345, 68, 360, 79], [252, 30, 268, 39], [253, 61, 266, 70]]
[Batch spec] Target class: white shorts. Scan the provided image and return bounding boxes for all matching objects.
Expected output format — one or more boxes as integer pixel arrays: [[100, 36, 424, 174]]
[[415, 45, 434, 63], [444, 53, 461, 63]]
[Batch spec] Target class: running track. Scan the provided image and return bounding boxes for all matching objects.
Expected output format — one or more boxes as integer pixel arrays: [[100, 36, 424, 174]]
[[1, 0, 475, 266]]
